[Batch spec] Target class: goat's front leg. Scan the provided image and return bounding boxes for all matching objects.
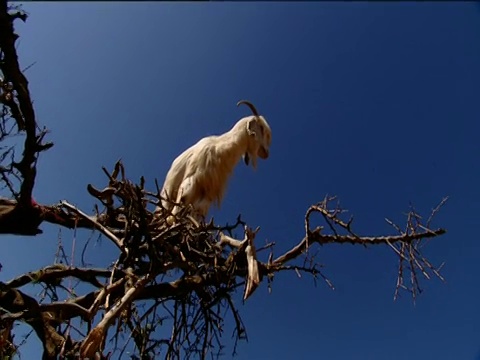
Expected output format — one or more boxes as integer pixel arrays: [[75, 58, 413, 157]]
[[166, 176, 197, 225], [171, 176, 195, 216]]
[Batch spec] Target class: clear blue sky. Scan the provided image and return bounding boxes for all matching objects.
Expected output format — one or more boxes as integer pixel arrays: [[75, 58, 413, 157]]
[[1, 2, 479, 359]]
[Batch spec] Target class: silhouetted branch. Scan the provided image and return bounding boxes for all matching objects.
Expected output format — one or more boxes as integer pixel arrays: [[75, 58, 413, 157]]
[[0, 283, 65, 359], [0, 2, 53, 238], [5, 264, 112, 289]]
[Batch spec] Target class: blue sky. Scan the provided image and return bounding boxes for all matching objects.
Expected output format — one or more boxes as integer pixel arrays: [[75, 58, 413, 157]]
[[1, 2, 479, 359]]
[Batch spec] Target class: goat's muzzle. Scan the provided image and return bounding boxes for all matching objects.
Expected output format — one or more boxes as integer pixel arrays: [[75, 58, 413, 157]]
[[258, 147, 269, 159], [244, 147, 268, 166]]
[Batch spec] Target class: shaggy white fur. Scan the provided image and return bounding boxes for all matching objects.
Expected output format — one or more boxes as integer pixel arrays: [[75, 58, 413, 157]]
[[157, 100, 271, 220]]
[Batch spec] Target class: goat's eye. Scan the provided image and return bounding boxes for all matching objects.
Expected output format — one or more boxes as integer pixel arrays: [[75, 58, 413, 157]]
[[259, 126, 264, 135]]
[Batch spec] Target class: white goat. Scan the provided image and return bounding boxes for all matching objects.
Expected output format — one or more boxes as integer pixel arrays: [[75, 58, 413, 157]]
[[156, 100, 271, 221]]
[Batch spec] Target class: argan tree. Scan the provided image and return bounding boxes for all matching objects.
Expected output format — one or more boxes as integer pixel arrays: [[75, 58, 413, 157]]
[[0, 3, 447, 360]]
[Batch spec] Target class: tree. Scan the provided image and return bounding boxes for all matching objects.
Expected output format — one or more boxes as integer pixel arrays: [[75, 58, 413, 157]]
[[0, 3, 447, 359]]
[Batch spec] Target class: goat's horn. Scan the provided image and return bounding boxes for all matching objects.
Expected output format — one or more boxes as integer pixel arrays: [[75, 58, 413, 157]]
[[237, 100, 259, 117]]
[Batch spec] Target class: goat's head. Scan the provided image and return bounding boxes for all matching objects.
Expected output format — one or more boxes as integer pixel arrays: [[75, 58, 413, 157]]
[[237, 100, 272, 168]]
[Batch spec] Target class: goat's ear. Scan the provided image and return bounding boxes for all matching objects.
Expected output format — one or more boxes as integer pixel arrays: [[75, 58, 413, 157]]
[[246, 118, 256, 137]]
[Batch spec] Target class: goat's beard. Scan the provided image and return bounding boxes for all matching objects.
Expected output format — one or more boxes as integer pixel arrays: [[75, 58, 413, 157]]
[[243, 152, 258, 169], [243, 152, 250, 166]]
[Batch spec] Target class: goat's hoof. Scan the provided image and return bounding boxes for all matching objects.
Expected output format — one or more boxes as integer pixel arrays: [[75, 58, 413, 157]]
[[166, 215, 176, 226]]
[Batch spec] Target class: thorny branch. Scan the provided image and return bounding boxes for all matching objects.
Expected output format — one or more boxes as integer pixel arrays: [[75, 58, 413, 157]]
[[0, 160, 448, 359], [0, 3, 448, 360]]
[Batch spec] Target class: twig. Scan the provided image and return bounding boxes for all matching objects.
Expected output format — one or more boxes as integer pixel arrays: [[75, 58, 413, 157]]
[[61, 200, 126, 255]]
